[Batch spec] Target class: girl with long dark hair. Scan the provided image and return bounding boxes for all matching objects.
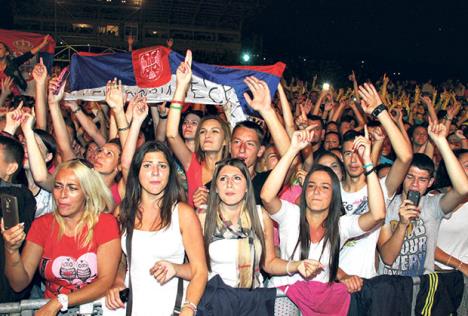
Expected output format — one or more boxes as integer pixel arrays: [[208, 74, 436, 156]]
[[197, 158, 321, 315], [105, 141, 207, 316], [261, 128, 386, 287]]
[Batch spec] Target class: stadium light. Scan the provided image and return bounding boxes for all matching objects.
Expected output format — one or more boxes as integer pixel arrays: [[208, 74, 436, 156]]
[[241, 52, 251, 63]]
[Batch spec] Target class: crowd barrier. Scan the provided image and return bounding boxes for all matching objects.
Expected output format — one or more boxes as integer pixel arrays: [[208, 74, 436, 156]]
[[0, 275, 466, 315]]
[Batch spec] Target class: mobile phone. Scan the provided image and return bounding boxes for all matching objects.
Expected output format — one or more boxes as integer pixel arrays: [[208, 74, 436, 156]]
[[119, 288, 129, 303], [53, 66, 70, 95], [1, 194, 19, 230], [407, 190, 420, 207]]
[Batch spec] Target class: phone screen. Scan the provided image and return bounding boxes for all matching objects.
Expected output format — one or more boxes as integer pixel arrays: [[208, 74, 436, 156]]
[[1, 194, 19, 230]]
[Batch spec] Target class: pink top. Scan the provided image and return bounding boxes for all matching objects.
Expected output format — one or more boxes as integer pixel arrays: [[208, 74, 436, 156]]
[[278, 280, 350, 316], [279, 184, 302, 204], [111, 182, 121, 206], [185, 153, 203, 207]]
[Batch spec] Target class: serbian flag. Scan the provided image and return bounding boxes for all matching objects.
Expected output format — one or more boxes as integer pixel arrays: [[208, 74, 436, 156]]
[[0, 29, 56, 71], [67, 46, 285, 126]]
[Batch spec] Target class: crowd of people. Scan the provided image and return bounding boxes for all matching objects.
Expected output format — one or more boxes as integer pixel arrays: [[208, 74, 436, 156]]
[[0, 34, 467, 316]]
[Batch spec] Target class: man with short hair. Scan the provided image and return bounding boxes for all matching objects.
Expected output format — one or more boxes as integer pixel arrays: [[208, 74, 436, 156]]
[[338, 83, 413, 280], [378, 123, 468, 276]]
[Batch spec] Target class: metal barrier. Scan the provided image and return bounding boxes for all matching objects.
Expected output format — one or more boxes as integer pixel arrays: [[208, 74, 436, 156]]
[[0, 299, 102, 316]]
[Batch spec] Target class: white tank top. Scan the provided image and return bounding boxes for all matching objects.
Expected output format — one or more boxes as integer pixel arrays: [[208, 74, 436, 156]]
[[208, 206, 264, 288], [121, 204, 186, 316]]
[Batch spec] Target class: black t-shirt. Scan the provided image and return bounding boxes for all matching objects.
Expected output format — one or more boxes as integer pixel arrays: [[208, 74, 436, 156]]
[[0, 180, 37, 303]]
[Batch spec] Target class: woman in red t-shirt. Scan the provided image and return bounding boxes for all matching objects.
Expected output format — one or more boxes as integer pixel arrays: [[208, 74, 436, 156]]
[[1, 159, 121, 315], [166, 50, 231, 208]]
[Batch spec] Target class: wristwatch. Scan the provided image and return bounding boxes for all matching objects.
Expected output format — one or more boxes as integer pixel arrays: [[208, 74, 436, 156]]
[[371, 103, 387, 119], [57, 294, 69, 312]]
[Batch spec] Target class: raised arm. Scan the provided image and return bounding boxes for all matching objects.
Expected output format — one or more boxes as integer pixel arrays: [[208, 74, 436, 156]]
[[30, 35, 51, 56], [353, 127, 386, 231], [3, 102, 23, 135], [359, 83, 413, 197], [428, 120, 468, 213], [48, 78, 75, 161], [261, 127, 314, 214], [277, 83, 295, 137], [21, 112, 54, 191], [64, 101, 107, 147], [153, 102, 168, 142], [243, 76, 290, 156], [121, 95, 148, 183], [105, 79, 129, 145], [31, 58, 48, 130], [166, 50, 194, 170]]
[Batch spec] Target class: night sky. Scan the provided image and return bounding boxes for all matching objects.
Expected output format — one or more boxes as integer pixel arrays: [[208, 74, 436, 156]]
[[246, 0, 468, 82], [1, 0, 466, 82]]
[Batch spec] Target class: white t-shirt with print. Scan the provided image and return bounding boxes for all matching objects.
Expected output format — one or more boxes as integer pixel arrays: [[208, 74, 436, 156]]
[[339, 177, 393, 278], [268, 200, 365, 287]]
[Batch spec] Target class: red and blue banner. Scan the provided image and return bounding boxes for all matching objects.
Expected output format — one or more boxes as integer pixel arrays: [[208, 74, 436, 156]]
[[67, 46, 286, 126]]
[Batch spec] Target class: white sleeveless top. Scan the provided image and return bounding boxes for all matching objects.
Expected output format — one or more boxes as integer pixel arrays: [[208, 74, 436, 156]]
[[208, 206, 264, 288], [122, 204, 187, 316]]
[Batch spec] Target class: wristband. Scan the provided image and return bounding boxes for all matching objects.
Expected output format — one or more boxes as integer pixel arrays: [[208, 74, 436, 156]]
[[371, 103, 387, 119], [57, 294, 69, 312], [363, 163, 373, 170], [364, 167, 376, 176], [118, 126, 130, 132], [170, 104, 183, 111], [159, 113, 168, 119], [72, 107, 82, 114]]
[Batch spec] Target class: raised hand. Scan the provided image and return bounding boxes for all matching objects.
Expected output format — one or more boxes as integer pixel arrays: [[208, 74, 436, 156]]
[[243, 76, 272, 113], [368, 125, 385, 143], [132, 95, 149, 124], [446, 102, 461, 119], [149, 260, 177, 285], [63, 100, 80, 112], [105, 78, 126, 110], [175, 50, 192, 92], [352, 125, 372, 164], [32, 57, 48, 85], [348, 70, 356, 82], [47, 77, 65, 105], [428, 119, 448, 144], [20, 111, 36, 133], [294, 103, 309, 129], [4, 101, 24, 134], [1, 76, 13, 97], [358, 83, 383, 114], [290, 125, 315, 153]]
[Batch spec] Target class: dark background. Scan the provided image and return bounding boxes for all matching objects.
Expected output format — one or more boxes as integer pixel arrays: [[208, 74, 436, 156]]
[[244, 0, 468, 84], [2, 0, 467, 84]]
